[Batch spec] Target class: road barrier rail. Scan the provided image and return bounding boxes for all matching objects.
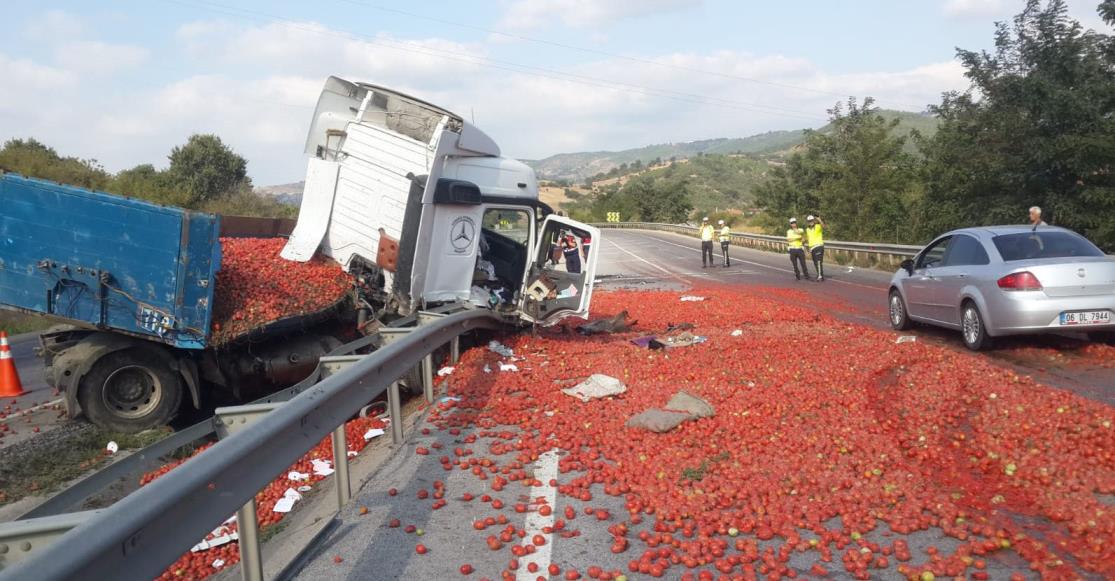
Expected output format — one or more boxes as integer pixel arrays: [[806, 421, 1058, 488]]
[[594, 222, 922, 269], [0, 307, 505, 581]]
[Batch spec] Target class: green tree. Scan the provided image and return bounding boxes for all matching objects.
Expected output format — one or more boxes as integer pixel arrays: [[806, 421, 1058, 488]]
[[0, 138, 110, 190], [919, 0, 1115, 249], [754, 98, 918, 242], [166, 134, 250, 205]]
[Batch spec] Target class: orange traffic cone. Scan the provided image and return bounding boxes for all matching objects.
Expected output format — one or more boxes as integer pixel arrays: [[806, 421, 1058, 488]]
[[0, 331, 25, 397]]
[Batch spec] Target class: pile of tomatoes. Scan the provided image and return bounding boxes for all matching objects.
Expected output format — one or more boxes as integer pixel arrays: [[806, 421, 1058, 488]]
[[422, 286, 1113, 579], [146, 415, 387, 581], [210, 237, 351, 343]]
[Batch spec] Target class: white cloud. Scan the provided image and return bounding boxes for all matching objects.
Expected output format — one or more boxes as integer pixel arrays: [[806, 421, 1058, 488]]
[[23, 9, 84, 39], [1, 17, 970, 185], [499, 0, 701, 29], [53, 41, 149, 75], [0, 53, 75, 115]]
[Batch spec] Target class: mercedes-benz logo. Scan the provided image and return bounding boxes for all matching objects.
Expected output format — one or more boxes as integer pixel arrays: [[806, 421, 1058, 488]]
[[450, 216, 476, 253], [1077, 268, 1086, 278]]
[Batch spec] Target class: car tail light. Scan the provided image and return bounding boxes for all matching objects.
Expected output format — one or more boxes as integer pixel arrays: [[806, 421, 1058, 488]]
[[997, 271, 1043, 291]]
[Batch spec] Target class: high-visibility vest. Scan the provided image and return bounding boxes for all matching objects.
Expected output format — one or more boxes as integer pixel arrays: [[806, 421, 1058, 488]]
[[806, 224, 824, 249], [718, 226, 730, 242], [786, 228, 804, 249], [700, 225, 715, 241]]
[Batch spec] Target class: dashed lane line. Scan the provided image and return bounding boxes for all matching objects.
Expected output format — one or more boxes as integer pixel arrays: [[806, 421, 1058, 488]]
[[517, 450, 559, 581]]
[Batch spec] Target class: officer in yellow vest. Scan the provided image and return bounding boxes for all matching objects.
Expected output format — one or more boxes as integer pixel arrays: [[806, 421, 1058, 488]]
[[699, 217, 716, 268], [786, 217, 809, 281], [717, 219, 731, 267], [805, 215, 825, 281]]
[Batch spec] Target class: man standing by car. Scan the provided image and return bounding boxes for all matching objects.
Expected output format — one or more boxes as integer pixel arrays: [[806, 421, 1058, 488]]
[[787, 218, 809, 280], [718, 219, 731, 267], [699, 217, 716, 268], [805, 215, 825, 281], [1029, 206, 1047, 229]]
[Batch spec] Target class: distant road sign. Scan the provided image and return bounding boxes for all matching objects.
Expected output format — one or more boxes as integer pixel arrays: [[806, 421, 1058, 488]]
[[606, 212, 620, 223]]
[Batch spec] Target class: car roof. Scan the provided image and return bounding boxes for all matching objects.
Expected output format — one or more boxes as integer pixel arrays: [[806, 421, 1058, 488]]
[[943, 225, 1074, 239]]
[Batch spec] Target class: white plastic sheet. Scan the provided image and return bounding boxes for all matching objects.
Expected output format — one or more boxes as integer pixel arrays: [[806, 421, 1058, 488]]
[[562, 374, 627, 402]]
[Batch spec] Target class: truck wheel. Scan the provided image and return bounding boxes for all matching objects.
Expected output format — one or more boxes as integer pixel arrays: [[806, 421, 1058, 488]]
[[78, 350, 183, 432]]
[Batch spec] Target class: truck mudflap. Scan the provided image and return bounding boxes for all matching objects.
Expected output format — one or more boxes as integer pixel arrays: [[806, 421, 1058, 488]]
[[43, 331, 200, 418]]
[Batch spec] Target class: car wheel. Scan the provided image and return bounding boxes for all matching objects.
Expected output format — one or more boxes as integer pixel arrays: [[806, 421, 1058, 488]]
[[888, 289, 912, 330], [78, 349, 183, 432], [961, 301, 991, 351]]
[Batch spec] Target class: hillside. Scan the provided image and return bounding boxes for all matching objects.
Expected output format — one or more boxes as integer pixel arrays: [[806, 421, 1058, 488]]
[[256, 181, 304, 206], [525, 110, 937, 181]]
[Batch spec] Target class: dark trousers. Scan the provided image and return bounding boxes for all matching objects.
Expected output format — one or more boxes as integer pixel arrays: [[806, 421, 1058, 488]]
[[701, 241, 715, 266], [720, 241, 730, 266], [564, 251, 582, 274], [811, 245, 825, 279], [789, 248, 809, 279]]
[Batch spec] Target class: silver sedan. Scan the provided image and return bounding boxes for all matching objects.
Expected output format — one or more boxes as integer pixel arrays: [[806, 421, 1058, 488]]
[[888, 226, 1115, 350]]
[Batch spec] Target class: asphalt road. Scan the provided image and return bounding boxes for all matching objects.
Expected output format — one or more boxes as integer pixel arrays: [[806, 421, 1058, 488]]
[[293, 228, 1110, 580], [593, 229, 1114, 405], [1, 332, 62, 448]]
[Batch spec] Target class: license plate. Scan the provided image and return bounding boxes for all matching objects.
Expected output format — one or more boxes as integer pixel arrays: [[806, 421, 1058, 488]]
[[1059, 310, 1111, 326]]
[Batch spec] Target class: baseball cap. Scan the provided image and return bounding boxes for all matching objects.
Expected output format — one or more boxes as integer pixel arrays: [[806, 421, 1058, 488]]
[[789, 217, 797, 224], [807, 215, 815, 221], [702, 217, 709, 221], [718, 220, 725, 225]]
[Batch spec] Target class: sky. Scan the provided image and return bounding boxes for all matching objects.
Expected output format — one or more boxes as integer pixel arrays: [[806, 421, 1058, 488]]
[[0, 1, 1111, 185]]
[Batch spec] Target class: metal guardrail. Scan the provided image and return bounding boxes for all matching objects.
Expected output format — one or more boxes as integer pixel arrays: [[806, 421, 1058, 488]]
[[1, 308, 504, 581], [594, 222, 922, 267]]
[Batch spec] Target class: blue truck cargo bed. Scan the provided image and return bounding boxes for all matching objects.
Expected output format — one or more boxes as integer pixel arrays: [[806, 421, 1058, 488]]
[[0, 173, 220, 349]]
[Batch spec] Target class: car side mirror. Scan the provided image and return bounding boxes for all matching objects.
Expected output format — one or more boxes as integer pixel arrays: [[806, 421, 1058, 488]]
[[900, 259, 914, 275]]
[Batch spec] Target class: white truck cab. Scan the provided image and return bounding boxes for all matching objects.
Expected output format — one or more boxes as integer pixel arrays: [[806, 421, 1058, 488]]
[[282, 77, 598, 326]]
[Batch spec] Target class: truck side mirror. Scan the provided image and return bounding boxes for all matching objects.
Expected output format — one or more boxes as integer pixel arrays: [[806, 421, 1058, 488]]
[[900, 259, 914, 275]]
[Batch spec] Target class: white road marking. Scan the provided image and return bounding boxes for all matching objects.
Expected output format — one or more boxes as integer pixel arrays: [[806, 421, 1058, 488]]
[[633, 232, 886, 292], [517, 449, 559, 581], [604, 239, 690, 284], [0, 397, 64, 423]]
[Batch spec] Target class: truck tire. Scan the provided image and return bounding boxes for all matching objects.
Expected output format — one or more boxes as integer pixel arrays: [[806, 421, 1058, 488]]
[[78, 349, 183, 432]]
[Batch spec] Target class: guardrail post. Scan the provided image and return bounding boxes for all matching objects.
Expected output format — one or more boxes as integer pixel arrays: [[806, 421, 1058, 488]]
[[388, 381, 404, 445], [450, 336, 460, 364], [421, 353, 435, 403], [237, 501, 263, 581], [331, 425, 352, 509]]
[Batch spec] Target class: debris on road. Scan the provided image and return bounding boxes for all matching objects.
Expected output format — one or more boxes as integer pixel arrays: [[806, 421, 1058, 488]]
[[664, 390, 714, 418], [311, 458, 334, 477], [561, 374, 626, 402], [105, 441, 118, 454], [626, 408, 693, 433], [679, 295, 706, 302], [896, 335, 917, 344], [272, 487, 302, 513], [498, 362, 519, 372], [577, 310, 637, 335], [730, 329, 743, 337], [488, 340, 514, 358], [437, 366, 455, 377], [627, 391, 714, 433], [363, 428, 385, 440], [649, 331, 706, 349], [287, 470, 310, 482]]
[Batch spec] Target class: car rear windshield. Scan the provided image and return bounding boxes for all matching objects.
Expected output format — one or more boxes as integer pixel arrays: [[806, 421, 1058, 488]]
[[992, 231, 1104, 261]]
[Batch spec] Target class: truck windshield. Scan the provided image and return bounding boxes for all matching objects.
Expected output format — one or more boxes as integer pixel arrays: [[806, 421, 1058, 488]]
[[992, 231, 1104, 261]]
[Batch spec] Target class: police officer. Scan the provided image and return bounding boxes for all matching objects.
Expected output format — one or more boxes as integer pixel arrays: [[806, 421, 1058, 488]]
[[787, 218, 809, 281], [562, 234, 582, 274], [699, 217, 715, 268], [717, 219, 731, 267], [805, 215, 825, 281]]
